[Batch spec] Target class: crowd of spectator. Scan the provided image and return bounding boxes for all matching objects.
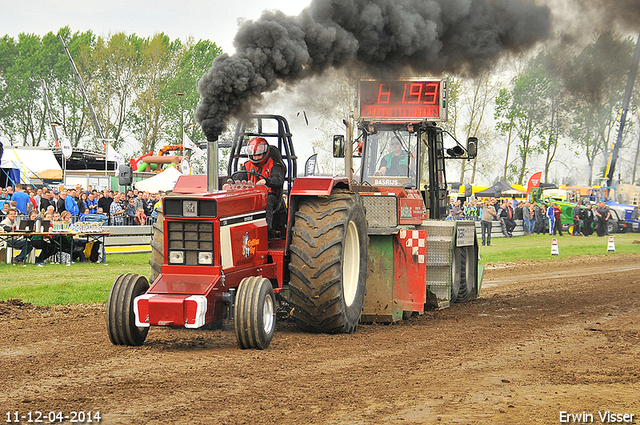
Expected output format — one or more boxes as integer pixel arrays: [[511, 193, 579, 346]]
[[0, 183, 165, 226], [446, 196, 612, 246]]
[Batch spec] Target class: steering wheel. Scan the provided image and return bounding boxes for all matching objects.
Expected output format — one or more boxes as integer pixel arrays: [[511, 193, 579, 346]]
[[229, 170, 268, 183]]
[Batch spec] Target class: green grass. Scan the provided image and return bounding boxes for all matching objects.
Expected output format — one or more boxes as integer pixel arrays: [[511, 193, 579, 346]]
[[478, 232, 640, 263], [0, 253, 151, 306], [3, 234, 640, 306]]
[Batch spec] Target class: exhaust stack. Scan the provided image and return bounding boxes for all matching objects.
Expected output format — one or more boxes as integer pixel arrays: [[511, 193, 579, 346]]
[[207, 137, 219, 192]]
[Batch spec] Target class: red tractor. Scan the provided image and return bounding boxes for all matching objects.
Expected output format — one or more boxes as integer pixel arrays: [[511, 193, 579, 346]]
[[106, 78, 482, 349]]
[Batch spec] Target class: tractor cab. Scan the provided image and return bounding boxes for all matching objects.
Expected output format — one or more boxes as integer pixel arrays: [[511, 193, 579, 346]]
[[360, 125, 418, 188], [348, 119, 475, 222], [336, 78, 477, 221]]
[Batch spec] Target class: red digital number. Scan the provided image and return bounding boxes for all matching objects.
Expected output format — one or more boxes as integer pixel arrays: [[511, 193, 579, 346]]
[[408, 83, 422, 104], [423, 82, 438, 105], [377, 84, 391, 104], [360, 80, 442, 119], [402, 83, 423, 104]]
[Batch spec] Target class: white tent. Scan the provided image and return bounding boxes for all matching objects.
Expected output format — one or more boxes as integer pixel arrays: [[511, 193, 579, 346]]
[[134, 166, 182, 193], [1, 147, 62, 181]]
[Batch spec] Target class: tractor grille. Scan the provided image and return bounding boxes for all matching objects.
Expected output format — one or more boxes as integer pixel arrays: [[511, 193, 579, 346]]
[[167, 221, 214, 266], [361, 196, 398, 228]]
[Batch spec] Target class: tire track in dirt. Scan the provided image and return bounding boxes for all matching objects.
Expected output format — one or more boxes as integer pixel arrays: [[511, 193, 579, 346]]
[[1, 253, 639, 424]]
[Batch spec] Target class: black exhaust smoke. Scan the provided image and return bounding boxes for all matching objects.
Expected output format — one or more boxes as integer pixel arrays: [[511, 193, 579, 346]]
[[571, 0, 640, 32], [196, 0, 552, 141]]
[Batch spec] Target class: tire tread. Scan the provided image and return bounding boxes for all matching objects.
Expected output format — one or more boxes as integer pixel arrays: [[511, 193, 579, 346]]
[[288, 190, 368, 334], [106, 273, 149, 346], [234, 277, 275, 349]]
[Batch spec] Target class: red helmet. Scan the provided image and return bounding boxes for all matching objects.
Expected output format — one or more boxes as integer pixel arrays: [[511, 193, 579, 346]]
[[247, 137, 269, 165]]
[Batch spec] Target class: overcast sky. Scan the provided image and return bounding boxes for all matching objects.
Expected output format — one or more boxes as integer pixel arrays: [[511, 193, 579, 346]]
[[1, 0, 310, 54]]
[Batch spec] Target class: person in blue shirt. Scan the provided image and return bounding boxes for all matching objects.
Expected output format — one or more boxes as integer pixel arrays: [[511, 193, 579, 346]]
[[546, 203, 555, 236], [63, 190, 79, 217], [86, 192, 98, 214], [125, 197, 137, 225], [11, 184, 30, 215], [79, 207, 89, 221]]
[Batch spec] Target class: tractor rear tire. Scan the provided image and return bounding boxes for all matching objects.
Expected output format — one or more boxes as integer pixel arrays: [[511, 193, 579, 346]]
[[106, 273, 150, 346], [288, 190, 368, 333], [149, 211, 164, 283], [234, 276, 276, 350]]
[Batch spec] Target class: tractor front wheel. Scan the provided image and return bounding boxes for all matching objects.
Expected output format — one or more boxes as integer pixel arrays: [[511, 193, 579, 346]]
[[106, 273, 150, 346], [234, 277, 276, 350], [288, 189, 368, 333]]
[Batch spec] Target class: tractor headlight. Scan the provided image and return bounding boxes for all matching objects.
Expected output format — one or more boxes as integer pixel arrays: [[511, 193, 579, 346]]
[[198, 252, 213, 265], [169, 250, 185, 264]]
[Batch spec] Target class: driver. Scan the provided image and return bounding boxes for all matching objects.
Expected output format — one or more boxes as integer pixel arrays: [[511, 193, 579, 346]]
[[238, 137, 285, 231], [374, 137, 409, 176]]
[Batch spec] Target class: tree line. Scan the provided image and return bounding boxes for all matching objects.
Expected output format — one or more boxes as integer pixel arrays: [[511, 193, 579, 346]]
[[0, 27, 221, 155]]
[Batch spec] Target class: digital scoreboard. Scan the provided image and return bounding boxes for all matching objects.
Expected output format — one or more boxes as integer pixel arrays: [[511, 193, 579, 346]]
[[357, 78, 447, 121]]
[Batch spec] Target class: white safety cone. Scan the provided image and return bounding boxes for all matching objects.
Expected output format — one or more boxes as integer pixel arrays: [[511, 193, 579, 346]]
[[551, 238, 559, 256], [607, 236, 615, 252]]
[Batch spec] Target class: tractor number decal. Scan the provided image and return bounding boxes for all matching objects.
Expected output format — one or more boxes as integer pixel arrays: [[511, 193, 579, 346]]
[[373, 178, 400, 186], [242, 232, 260, 258], [456, 225, 475, 247]]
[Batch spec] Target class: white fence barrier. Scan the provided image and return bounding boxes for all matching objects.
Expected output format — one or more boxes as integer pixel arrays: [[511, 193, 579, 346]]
[[104, 225, 152, 254]]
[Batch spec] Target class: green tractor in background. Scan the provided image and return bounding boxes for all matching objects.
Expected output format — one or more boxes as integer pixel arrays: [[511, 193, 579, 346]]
[[530, 187, 581, 234]]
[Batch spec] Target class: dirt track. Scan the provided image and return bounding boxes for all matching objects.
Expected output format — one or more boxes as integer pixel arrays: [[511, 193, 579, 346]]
[[1, 253, 640, 425]]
